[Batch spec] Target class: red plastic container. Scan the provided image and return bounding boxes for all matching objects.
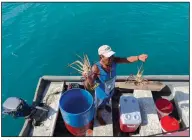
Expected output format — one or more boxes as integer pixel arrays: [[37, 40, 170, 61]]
[[160, 116, 180, 132], [155, 98, 173, 118], [119, 95, 141, 132], [64, 121, 93, 136]]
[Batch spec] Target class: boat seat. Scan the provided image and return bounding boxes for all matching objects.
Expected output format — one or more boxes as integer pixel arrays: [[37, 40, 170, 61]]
[[93, 99, 113, 136], [31, 82, 64, 136], [132, 90, 162, 136], [172, 86, 189, 127]]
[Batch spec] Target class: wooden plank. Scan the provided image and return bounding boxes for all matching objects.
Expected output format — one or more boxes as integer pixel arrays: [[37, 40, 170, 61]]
[[31, 82, 64, 136], [116, 81, 165, 91], [93, 99, 113, 136], [133, 90, 162, 136]]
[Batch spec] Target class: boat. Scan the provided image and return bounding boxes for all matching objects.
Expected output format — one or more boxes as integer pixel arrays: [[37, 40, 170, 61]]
[[2, 75, 189, 137]]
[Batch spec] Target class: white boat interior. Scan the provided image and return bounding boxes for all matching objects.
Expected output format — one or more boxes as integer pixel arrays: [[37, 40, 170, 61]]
[[17, 75, 189, 137]]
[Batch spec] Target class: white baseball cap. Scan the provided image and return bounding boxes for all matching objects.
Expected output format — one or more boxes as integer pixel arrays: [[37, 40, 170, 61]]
[[98, 45, 115, 57]]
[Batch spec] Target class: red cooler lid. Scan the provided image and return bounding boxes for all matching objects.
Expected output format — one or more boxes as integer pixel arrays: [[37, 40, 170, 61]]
[[155, 98, 173, 113], [160, 116, 180, 132]]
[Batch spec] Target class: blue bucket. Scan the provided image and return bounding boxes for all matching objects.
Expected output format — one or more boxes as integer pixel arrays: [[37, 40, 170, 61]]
[[59, 88, 95, 136]]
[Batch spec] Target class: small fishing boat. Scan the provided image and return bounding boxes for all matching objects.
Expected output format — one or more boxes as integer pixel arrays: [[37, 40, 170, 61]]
[[2, 75, 189, 137]]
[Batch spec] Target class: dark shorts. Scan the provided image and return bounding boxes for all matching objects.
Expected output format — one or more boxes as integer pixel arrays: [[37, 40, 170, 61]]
[[97, 97, 111, 109]]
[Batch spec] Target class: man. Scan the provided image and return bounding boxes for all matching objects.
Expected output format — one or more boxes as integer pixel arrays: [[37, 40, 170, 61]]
[[83, 45, 148, 125]]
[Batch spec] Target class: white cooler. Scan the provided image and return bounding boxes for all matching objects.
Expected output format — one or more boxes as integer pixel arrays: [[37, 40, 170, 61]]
[[119, 95, 141, 132]]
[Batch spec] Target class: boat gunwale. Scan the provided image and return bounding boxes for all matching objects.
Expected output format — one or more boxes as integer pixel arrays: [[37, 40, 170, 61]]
[[41, 75, 189, 82], [19, 78, 50, 136]]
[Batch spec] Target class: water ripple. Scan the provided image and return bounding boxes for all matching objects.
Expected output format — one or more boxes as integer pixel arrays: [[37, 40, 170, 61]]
[[2, 3, 34, 25]]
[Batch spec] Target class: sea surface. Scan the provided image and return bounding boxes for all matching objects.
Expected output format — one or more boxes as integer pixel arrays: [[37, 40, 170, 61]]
[[2, 2, 189, 136]]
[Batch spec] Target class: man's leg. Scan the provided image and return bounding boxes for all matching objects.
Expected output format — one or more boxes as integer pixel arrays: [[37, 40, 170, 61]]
[[96, 107, 106, 125], [104, 97, 112, 113], [104, 90, 115, 113], [96, 97, 110, 125], [105, 104, 112, 113], [95, 91, 113, 125]]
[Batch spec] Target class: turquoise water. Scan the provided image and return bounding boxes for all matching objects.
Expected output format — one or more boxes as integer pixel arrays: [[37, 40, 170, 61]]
[[2, 2, 189, 136]]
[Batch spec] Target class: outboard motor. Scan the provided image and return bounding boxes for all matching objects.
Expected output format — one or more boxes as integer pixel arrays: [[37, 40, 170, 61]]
[[2, 97, 32, 118], [2, 97, 49, 126]]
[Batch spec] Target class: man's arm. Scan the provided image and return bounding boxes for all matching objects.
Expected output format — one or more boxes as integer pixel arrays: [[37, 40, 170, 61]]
[[114, 56, 139, 64], [114, 54, 148, 64]]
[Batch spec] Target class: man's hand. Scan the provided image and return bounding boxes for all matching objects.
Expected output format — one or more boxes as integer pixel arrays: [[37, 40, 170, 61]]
[[138, 54, 148, 62], [82, 71, 92, 79]]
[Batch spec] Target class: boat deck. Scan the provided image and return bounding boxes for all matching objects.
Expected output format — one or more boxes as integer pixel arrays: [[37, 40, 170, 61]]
[[132, 90, 162, 136], [30, 82, 64, 136], [19, 75, 189, 137], [93, 99, 113, 136]]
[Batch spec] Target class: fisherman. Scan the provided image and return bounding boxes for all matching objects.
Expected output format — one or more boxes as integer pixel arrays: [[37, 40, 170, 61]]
[[83, 45, 148, 125]]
